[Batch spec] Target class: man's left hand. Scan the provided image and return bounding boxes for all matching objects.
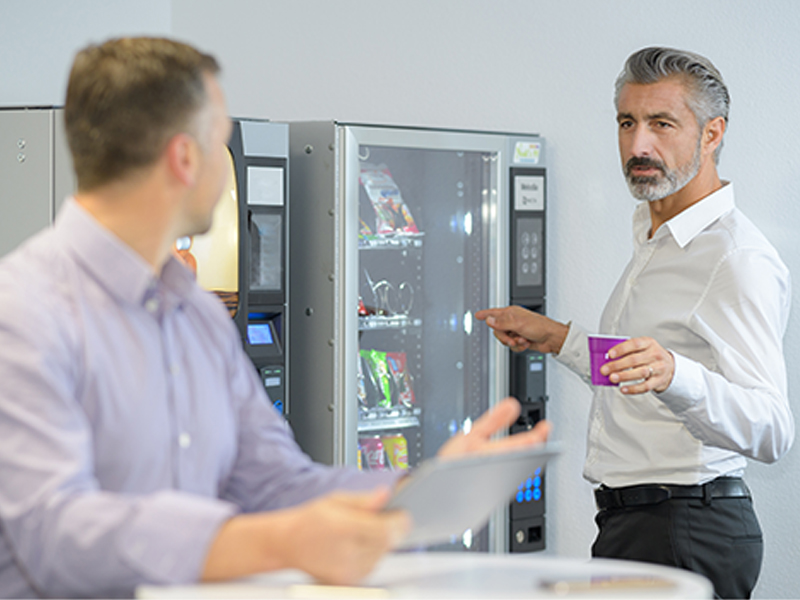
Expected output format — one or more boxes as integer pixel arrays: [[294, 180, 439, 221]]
[[601, 336, 675, 394]]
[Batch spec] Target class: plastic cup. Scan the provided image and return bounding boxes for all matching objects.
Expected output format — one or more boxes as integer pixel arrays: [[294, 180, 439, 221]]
[[588, 335, 629, 386]]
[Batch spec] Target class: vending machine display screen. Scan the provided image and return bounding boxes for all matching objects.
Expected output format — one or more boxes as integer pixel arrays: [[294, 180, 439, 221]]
[[247, 322, 275, 345], [249, 213, 282, 292], [247, 166, 284, 206]]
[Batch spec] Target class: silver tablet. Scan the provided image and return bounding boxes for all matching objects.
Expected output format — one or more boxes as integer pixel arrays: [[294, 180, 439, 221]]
[[385, 443, 559, 548]]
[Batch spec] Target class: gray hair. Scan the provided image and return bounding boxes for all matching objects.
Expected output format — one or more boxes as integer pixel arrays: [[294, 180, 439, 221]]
[[614, 47, 729, 163]]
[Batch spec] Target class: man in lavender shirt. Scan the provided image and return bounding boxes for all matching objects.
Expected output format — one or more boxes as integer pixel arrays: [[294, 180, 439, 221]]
[[0, 37, 550, 598]]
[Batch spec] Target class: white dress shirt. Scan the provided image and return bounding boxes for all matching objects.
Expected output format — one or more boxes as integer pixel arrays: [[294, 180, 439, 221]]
[[556, 183, 794, 487]]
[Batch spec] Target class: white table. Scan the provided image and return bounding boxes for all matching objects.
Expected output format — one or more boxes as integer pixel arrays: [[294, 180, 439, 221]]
[[137, 552, 712, 599]]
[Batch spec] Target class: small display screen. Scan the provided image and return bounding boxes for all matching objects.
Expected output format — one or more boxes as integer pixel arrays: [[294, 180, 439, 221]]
[[247, 323, 274, 345], [247, 166, 284, 206], [249, 213, 282, 292]]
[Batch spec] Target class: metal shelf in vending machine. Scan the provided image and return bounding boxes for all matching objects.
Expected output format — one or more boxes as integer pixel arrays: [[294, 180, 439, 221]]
[[287, 122, 546, 555]]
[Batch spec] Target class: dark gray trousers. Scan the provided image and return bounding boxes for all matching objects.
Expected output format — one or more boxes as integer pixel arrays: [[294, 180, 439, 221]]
[[592, 496, 763, 599]]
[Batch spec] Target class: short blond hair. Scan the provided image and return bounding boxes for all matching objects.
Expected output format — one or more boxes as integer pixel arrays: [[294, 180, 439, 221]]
[[65, 37, 220, 191]]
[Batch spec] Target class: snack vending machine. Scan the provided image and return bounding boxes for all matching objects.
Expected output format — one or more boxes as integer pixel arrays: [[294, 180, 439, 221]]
[[287, 123, 547, 553], [180, 118, 289, 414]]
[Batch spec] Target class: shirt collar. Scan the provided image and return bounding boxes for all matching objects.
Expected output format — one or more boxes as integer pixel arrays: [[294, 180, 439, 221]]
[[54, 198, 196, 308], [633, 182, 736, 249]]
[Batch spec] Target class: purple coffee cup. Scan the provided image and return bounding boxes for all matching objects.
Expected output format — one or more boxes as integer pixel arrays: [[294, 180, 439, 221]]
[[588, 334, 629, 386]]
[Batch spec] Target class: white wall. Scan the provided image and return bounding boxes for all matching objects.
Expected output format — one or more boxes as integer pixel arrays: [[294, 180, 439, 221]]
[[2, 1, 798, 597], [0, 0, 171, 106], [171, 2, 800, 597]]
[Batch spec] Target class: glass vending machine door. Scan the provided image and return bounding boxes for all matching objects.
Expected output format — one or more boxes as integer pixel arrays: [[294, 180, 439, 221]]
[[352, 141, 500, 551]]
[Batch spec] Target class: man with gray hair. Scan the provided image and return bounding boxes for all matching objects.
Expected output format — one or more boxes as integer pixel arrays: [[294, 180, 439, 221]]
[[478, 47, 792, 598]]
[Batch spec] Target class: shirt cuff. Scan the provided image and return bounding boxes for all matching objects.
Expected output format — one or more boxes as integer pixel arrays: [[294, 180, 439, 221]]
[[654, 351, 703, 413], [118, 491, 239, 585], [553, 322, 592, 383]]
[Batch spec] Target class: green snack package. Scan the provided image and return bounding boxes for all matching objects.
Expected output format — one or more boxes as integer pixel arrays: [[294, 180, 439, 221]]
[[365, 349, 392, 408]]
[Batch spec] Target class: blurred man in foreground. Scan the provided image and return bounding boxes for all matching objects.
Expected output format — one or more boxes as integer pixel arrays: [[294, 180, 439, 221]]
[[0, 37, 549, 598]]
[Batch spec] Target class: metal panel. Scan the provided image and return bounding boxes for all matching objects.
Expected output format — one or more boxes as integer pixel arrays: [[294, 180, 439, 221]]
[[241, 120, 289, 158], [0, 110, 54, 258], [339, 127, 361, 467], [287, 122, 340, 465]]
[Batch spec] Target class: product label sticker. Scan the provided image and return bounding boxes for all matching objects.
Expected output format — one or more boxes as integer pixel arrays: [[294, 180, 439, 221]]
[[515, 175, 545, 211], [513, 141, 541, 164]]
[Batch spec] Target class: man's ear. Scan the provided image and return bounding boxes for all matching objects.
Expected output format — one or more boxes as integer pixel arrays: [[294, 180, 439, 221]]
[[165, 133, 200, 187], [702, 116, 726, 158]]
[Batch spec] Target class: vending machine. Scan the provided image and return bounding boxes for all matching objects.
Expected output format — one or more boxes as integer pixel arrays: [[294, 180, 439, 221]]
[[1, 110, 290, 414], [287, 123, 547, 553], [187, 118, 289, 415]]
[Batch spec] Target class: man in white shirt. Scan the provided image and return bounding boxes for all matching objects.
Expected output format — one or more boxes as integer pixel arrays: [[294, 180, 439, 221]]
[[477, 47, 793, 599]]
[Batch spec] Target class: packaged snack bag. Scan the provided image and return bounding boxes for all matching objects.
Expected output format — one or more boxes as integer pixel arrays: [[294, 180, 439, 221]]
[[359, 217, 373, 240], [386, 351, 416, 407], [382, 433, 409, 470], [357, 350, 369, 407], [363, 349, 392, 408], [359, 349, 382, 407], [359, 163, 419, 235]]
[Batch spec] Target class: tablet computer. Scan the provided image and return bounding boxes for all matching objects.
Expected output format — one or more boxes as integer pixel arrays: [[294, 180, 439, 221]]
[[385, 443, 559, 548]]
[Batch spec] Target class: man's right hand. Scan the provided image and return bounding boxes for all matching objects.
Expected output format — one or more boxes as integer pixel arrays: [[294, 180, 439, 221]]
[[475, 306, 569, 355], [201, 487, 410, 585]]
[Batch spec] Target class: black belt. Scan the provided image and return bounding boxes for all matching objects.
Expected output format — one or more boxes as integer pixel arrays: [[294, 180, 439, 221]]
[[595, 477, 751, 510]]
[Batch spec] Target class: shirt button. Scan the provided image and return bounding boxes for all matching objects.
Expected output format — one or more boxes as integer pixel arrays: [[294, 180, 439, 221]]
[[178, 433, 191, 449], [144, 298, 159, 313], [170, 364, 180, 375]]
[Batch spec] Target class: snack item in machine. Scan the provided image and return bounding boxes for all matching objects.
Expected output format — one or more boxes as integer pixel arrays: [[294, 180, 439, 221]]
[[382, 433, 409, 470], [359, 163, 419, 235], [359, 349, 382, 408], [363, 349, 393, 408], [386, 351, 416, 408]]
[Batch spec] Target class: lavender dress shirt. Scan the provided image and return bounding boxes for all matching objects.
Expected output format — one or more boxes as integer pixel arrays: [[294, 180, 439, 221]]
[[0, 200, 397, 598]]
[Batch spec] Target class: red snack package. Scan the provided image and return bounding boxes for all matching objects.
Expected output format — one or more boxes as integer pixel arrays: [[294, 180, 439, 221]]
[[386, 351, 415, 407]]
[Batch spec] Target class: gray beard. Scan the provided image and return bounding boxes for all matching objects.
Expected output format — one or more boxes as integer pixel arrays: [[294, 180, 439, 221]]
[[626, 141, 702, 202]]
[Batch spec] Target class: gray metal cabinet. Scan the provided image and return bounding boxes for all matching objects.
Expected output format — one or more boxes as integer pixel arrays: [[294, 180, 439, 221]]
[[0, 108, 74, 258]]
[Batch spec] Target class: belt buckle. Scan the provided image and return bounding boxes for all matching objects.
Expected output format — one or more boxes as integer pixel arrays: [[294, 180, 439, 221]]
[[624, 485, 672, 507], [652, 485, 673, 504], [625, 485, 671, 506]]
